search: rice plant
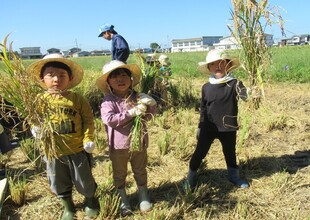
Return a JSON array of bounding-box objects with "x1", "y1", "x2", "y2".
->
[
  {"x1": 8, "y1": 173, "x2": 28, "y2": 206},
  {"x1": 129, "y1": 114, "x2": 144, "y2": 151},
  {"x1": 229, "y1": 0, "x2": 285, "y2": 110},
  {"x1": 19, "y1": 138, "x2": 43, "y2": 172},
  {"x1": 98, "y1": 192, "x2": 120, "y2": 219},
  {"x1": 157, "y1": 131, "x2": 171, "y2": 155},
  {"x1": 228, "y1": 1, "x2": 285, "y2": 148},
  {"x1": 0, "y1": 35, "x2": 72, "y2": 160}
]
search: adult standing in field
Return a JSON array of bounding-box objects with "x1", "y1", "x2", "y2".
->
[
  {"x1": 184, "y1": 49, "x2": 250, "y2": 191},
  {"x1": 98, "y1": 23, "x2": 130, "y2": 63}
]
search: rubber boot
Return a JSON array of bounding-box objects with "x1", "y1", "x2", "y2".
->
[
  {"x1": 137, "y1": 185, "x2": 152, "y2": 212},
  {"x1": 227, "y1": 167, "x2": 249, "y2": 188},
  {"x1": 117, "y1": 188, "x2": 132, "y2": 217},
  {"x1": 84, "y1": 197, "x2": 99, "y2": 218},
  {"x1": 60, "y1": 196, "x2": 75, "y2": 220},
  {"x1": 183, "y1": 168, "x2": 197, "y2": 191}
]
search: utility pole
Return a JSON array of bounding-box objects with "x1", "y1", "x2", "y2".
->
[{"x1": 75, "y1": 38, "x2": 79, "y2": 49}]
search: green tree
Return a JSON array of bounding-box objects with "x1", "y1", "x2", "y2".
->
[{"x1": 150, "y1": 42, "x2": 160, "y2": 52}]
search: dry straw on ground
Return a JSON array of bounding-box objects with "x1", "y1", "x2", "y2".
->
[{"x1": 2, "y1": 81, "x2": 309, "y2": 220}]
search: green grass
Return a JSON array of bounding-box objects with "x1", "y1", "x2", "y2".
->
[{"x1": 2, "y1": 46, "x2": 309, "y2": 84}]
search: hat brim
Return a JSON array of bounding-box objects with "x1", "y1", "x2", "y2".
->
[
  {"x1": 98, "y1": 32, "x2": 104, "y2": 37},
  {"x1": 197, "y1": 58, "x2": 240, "y2": 74},
  {"x1": 27, "y1": 57, "x2": 84, "y2": 89},
  {"x1": 96, "y1": 63, "x2": 141, "y2": 94},
  {"x1": 161, "y1": 61, "x2": 171, "y2": 66}
]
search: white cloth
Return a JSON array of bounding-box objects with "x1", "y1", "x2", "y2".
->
[
  {"x1": 84, "y1": 142, "x2": 95, "y2": 153},
  {"x1": 31, "y1": 126, "x2": 41, "y2": 138},
  {"x1": 138, "y1": 93, "x2": 156, "y2": 106},
  {"x1": 209, "y1": 74, "x2": 235, "y2": 84},
  {"x1": 128, "y1": 103, "x2": 147, "y2": 117}
]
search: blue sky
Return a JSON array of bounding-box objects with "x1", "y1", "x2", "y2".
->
[{"x1": 1, "y1": 0, "x2": 309, "y2": 53}]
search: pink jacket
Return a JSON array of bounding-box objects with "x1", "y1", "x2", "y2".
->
[{"x1": 100, "y1": 92, "x2": 156, "y2": 150}]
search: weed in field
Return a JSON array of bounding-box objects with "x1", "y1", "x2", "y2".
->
[
  {"x1": 157, "y1": 131, "x2": 171, "y2": 156},
  {"x1": 266, "y1": 114, "x2": 289, "y2": 131},
  {"x1": 8, "y1": 173, "x2": 28, "y2": 206},
  {"x1": 19, "y1": 138, "x2": 43, "y2": 172},
  {"x1": 98, "y1": 191, "x2": 120, "y2": 219}
]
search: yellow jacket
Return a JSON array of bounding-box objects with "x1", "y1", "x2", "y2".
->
[{"x1": 39, "y1": 91, "x2": 94, "y2": 156}]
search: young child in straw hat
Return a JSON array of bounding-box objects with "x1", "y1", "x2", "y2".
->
[
  {"x1": 96, "y1": 60, "x2": 156, "y2": 216},
  {"x1": 27, "y1": 54, "x2": 98, "y2": 220},
  {"x1": 184, "y1": 49, "x2": 249, "y2": 191},
  {"x1": 144, "y1": 54, "x2": 172, "y2": 111},
  {"x1": 157, "y1": 54, "x2": 172, "y2": 109}
]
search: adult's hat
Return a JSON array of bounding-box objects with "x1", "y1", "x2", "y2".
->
[{"x1": 98, "y1": 24, "x2": 114, "y2": 37}]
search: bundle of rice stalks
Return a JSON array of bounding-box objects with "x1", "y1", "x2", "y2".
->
[
  {"x1": 135, "y1": 52, "x2": 159, "y2": 95},
  {"x1": 229, "y1": 0, "x2": 285, "y2": 110},
  {"x1": 128, "y1": 53, "x2": 160, "y2": 152},
  {"x1": 0, "y1": 35, "x2": 62, "y2": 160}
]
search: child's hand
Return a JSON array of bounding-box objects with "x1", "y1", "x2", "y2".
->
[
  {"x1": 84, "y1": 142, "x2": 95, "y2": 153},
  {"x1": 138, "y1": 93, "x2": 156, "y2": 106},
  {"x1": 128, "y1": 104, "x2": 147, "y2": 117},
  {"x1": 31, "y1": 126, "x2": 41, "y2": 138},
  {"x1": 0, "y1": 123, "x2": 4, "y2": 134}
]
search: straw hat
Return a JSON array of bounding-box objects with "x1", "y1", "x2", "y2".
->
[
  {"x1": 197, "y1": 49, "x2": 240, "y2": 74},
  {"x1": 27, "y1": 53, "x2": 84, "y2": 89},
  {"x1": 145, "y1": 54, "x2": 158, "y2": 64},
  {"x1": 158, "y1": 54, "x2": 171, "y2": 66},
  {"x1": 96, "y1": 60, "x2": 141, "y2": 94}
]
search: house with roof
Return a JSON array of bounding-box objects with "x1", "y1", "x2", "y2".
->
[
  {"x1": 282, "y1": 34, "x2": 310, "y2": 46},
  {"x1": 213, "y1": 36, "x2": 239, "y2": 50},
  {"x1": 67, "y1": 47, "x2": 81, "y2": 56},
  {"x1": 171, "y1": 36, "x2": 222, "y2": 52},
  {"x1": 47, "y1": 48, "x2": 61, "y2": 54},
  {"x1": 72, "y1": 51, "x2": 90, "y2": 57},
  {"x1": 90, "y1": 50, "x2": 112, "y2": 56},
  {"x1": 19, "y1": 47, "x2": 42, "y2": 59}
]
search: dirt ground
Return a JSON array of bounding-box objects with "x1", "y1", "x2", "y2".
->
[{"x1": 1, "y1": 82, "x2": 309, "y2": 219}]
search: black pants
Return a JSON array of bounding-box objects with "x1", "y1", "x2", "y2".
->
[{"x1": 189, "y1": 130, "x2": 238, "y2": 171}]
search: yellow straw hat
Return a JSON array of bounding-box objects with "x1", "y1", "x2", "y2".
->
[
  {"x1": 96, "y1": 60, "x2": 141, "y2": 94},
  {"x1": 27, "y1": 53, "x2": 84, "y2": 89},
  {"x1": 197, "y1": 49, "x2": 240, "y2": 74}
]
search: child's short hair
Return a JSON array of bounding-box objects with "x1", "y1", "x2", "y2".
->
[
  {"x1": 40, "y1": 61, "x2": 72, "y2": 79},
  {"x1": 108, "y1": 68, "x2": 132, "y2": 79}
]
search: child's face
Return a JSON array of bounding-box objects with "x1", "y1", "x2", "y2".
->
[
  {"x1": 107, "y1": 69, "x2": 132, "y2": 96},
  {"x1": 102, "y1": 31, "x2": 112, "y2": 40},
  {"x1": 42, "y1": 67, "x2": 71, "y2": 91},
  {"x1": 208, "y1": 59, "x2": 231, "y2": 78}
]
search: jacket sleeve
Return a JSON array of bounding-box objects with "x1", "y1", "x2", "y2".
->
[
  {"x1": 100, "y1": 100, "x2": 133, "y2": 128},
  {"x1": 198, "y1": 84, "x2": 207, "y2": 128},
  {"x1": 114, "y1": 36, "x2": 130, "y2": 62}
]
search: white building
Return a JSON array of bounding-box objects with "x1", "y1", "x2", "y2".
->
[
  {"x1": 213, "y1": 34, "x2": 274, "y2": 50},
  {"x1": 171, "y1": 36, "x2": 222, "y2": 52},
  {"x1": 213, "y1": 36, "x2": 239, "y2": 50}
]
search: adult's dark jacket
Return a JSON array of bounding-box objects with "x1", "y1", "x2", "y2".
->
[{"x1": 111, "y1": 34, "x2": 130, "y2": 63}]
